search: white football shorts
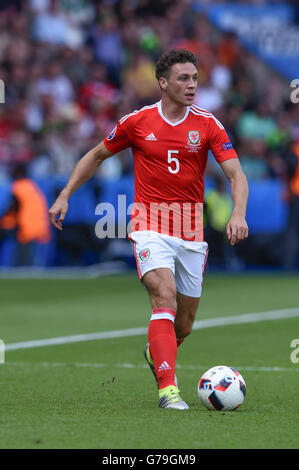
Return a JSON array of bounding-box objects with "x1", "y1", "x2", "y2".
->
[{"x1": 129, "y1": 231, "x2": 209, "y2": 298}]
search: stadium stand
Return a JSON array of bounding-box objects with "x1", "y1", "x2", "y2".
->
[{"x1": 0, "y1": 0, "x2": 298, "y2": 269}]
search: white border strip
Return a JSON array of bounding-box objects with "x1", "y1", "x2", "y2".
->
[
  {"x1": 4, "y1": 307, "x2": 299, "y2": 352},
  {"x1": 0, "y1": 261, "x2": 128, "y2": 279},
  {"x1": 150, "y1": 312, "x2": 175, "y2": 322},
  {"x1": 5, "y1": 361, "x2": 299, "y2": 373}
]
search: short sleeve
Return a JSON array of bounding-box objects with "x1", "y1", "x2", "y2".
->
[
  {"x1": 104, "y1": 118, "x2": 132, "y2": 154},
  {"x1": 208, "y1": 116, "x2": 238, "y2": 163}
]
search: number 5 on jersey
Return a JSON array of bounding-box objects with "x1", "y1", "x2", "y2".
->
[{"x1": 168, "y1": 150, "x2": 180, "y2": 174}]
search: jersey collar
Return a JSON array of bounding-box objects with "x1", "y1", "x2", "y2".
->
[{"x1": 157, "y1": 100, "x2": 190, "y2": 127}]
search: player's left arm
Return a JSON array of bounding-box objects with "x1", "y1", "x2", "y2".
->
[{"x1": 219, "y1": 158, "x2": 249, "y2": 246}]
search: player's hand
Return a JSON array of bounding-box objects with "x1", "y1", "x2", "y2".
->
[
  {"x1": 48, "y1": 196, "x2": 69, "y2": 231},
  {"x1": 226, "y1": 213, "x2": 248, "y2": 246}
]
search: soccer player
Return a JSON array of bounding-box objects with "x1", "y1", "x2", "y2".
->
[{"x1": 49, "y1": 49, "x2": 249, "y2": 410}]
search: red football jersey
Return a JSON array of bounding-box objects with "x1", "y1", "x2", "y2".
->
[{"x1": 104, "y1": 101, "x2": 237, "y2": 241}]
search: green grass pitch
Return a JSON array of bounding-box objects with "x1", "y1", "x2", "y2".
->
[{"x1": 0, "y1": 273, "x2": 298, "y2": 449}]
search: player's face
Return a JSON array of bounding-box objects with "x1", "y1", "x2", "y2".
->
[{"x1": 160, "y1": 62, "x2": 198, "y2": 106}]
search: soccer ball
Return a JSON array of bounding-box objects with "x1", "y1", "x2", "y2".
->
[{"x1": 197, "y1": 365, "x2": 246, "y2": 411}]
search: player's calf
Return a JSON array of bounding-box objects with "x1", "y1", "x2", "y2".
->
[{"x1": 148, "y1": 308, "x2": 177, "y2": 390}]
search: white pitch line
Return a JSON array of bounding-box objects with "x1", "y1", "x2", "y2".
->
[
  {"x1": 4, "y1": 307, "x2": 299, "y2": 352},
  {"x1": 4, "y1": 361, "x2": 299, "y2": 373}
]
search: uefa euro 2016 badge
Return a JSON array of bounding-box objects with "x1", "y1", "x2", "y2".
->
[
  {"x1": 186, "y1": 131, "x2": 201, "y2": 152},
  {"x1": 222, "y1": 142, "x2": 233, "y2": 151},
  {"x1": 138, "y1": 248, "x2": 151, "y2": 263},
  {"x1": 107, "y1": 125, "x2": 117, "y2": 140}
]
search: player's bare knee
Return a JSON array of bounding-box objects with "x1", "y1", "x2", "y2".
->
[
  {"x1": 175, "y1": 323, "x2": 192, "y2": 339},
  {"x1": 175, "y1": 312, "x2": 195, "y2": 338}
]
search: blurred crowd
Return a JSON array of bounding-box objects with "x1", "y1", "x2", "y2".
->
[
  {"x1": 0, "y1": 0, "x2": 298, "y2": 268},
  {"x1": 0, "y1": 0, "x2": 298, "y2": 180}
]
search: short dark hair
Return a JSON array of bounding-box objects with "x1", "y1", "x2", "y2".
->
[{"x1": 155, "y1": 49, "x2": 198, "y2": 81}]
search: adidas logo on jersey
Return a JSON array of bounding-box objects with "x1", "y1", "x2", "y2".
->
[
  {"x1": 158, "y1": 361, "x2": 172, "y2": 372},
  {"x1": 145, "y1": 132, "x2": 157, "y2": 141}
]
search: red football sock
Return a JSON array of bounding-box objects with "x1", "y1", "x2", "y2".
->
[
  {"x1": 148, "y1": 307, "x2": 177, "y2": 390},
  {"x1": 177, "y1": 337, "x2": 185, "y2": 348}
]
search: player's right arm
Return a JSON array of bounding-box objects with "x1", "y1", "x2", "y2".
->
[{"x1": 49, "y1": 141, "x2": 113, "y2": 230}]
